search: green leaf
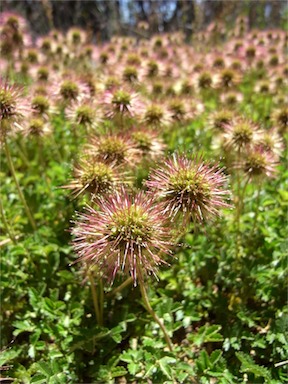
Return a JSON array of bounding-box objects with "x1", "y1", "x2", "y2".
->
[
  {"x1": 210, "y1": 350, "x2": 223, "y2": 366},
  {"x1": 13, "y1": 320, "x2": 36, "y2": 336},
  {"x1": 158, "y1": 356, "x2": 176, "y2": 379},
  {"x1": 236, "y1": 352, "x2": 272, "y2": 381},
  {"x1": 35, "y1": 362, "x2": 54, "y2": 378},
  {"x1": 110, "y1": 367, "x2": 127, "y2": 378},
  {"x1": 0, "y1": 348, "x2": 22, "y2": 366},
  {"x1": 31, "y1": 374, "x2": 47, "y2": 384},
  {"x1": 127, "y1": 362, "x2": 139, "y2": 376},
  {"x1": 143, "y1": 363, "x2": 157, "y2": 378},
  {"x1": 190, "y1": 324, "x2": 223, "y2": 347}
]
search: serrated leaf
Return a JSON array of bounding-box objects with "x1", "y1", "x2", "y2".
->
[
  {"x1": 191, "y1": 324, "x2": 223, "y2": 347},
  {"x1": 13, "y1": 320, "x2": 36, "y2": 336},
  {"x1": 30, "y1": 374, "x2": 47, "y2": 384},
  {"x1": 210, "y1": 350, "x2": 223, "y2": 366},
  {"x1": 159, "y1": 357, "x2": 174, "y2": 379},
  {"x1": 0, "y1": 348, "x2": 22, "y2": 366},
  {"x1": 143, "y1": 363, "x2": 157, "y2": 378},
  {"x1": 120, "y1": 353, "x2": 133, "y2": 363},
  {"x1": 35, "y1": 362, "x2": 53, "y2": 377},
  {"x1": 236, "y1": 352, "x2": 271, "y2": 380},
  {"x1": 127, "y1": 362, "x2": 139, "y2": 376},
  {"x1": 110, "y1": 367, "x2": 128, "y2": 378}
]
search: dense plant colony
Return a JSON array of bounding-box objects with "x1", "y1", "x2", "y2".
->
[{"x1": 1, "y1": 12, "x2": 287, "y2": 384}]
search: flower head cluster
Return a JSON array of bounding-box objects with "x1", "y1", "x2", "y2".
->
[
  {"x1": 86, "y1": 133, "x2": 139, "y2": 166},
  {"x1": 72, "y1": 187, "x2": 172, "y2": 285},
  {"x1": 102, "y1": 88, "x2": 143, "y2": 118},
  {"x1": 146, "y1": 154, "x2": 230, "y2": 223},
  {"x1": 23, "y1": 117, "x2": 51, "y2": 137},
  {"x1": 242, "y1": 148, "x2": 277, "y2": 179},
  {"x1": 0, "y1": 79, "x2": 30, "y2": 140},
  {"x1": 143, "y1": 104, "x2": 171, "y2": 128},
  {"x1": 63, "y1": 157, "x2": 123, "y2": 198},
  {"x1": 223, "y1": 118, "x2": 259, "y2": 152},
  {"x1": 210, "y1": 109, "x2": 234, "y2": 132},
  {"x1": 66, "y1": 99, "x2": 99, "y2": 130},
  {"x1": 131, "y1": 128, "x2": 165, "y2": 159}
]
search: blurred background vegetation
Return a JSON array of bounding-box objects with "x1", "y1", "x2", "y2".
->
[{"x1": 1, "y1": 0, "x2": 287, "y2": 40}]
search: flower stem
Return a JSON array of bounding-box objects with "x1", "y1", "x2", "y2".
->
[
  {"x1": 251, "y1": 183, "x2": 261, "y2": 235},
  {"x1": 0, "y1": 197, "x2": 17, "y2": 244},
  {"x1": 4, "y1": 138, "x2": 36, "y2": 230},
  {"x1": 234, "y1": 169, "x2": 250, "y2": 258},
  {"x1": 88, "y1": 271, "x2": 102, "y2": 326},
  {"x1": 107, "y1": 277, "x2": 133, "y2": 297},
  {"x1": 99, "y1": 277, "x2": 104, "y2": 325},
  {"x1": 139, "y1": 281, "x2": 173, "y2": 352},
  {"x1": 16, "y1": 141, "x2": 30, "y2": 168},
  {"x1": 234, "y1": 162, "x2": 241, "y2": 258}
]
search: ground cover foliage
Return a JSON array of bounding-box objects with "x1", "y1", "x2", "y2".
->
[{"x1": 0, "y1": 12, "x2": 287, "y2": 384}]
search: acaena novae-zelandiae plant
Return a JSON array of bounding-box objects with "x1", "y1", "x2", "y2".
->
[
  {"x1": 0, "y1": 78, "x2": 36, "y2": 231},
  {"x1": 62, "y1": 156, "x2": 127, "y2": 199},
  {"x1": 146, "y1": 154, "x2": 231, "y2": 225},
  {"x1": 71, "y1": 186, "x2": 174, "y2": 350},
  {"x1": 71, "y1": 155, "x2": 231, "y2": 351}
]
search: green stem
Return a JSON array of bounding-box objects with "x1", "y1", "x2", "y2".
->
[
  {"x1": 239, "y1": 176, "x2": 250, "y2": 214},
  {"x1": 234, "y1": 173, "x2": 250, "y2": 260},
  {"x1": 99, "y1": 277, "x2": 104, "y2": 325},
  {"x1": 16, "y1": 141, "x2": 30, "y2": 168},
  {"x1": 0, "y1": 198, "x2": 17, "y2": 244},
  {"x1": 139, "y1": 281, "x2": 173, "y2": 352},
  {"x1": 107, "y1": 277, "x2": 133, "y2": 297},
  {"x1": 234, "y1": 151, "x2": 241, "y2": 258},
  {"x1": 4, "y1": 138, "x2": 36, "y2": 230},
  {"x1": 37, "y1": 137, "x2": 51, "y2": 192},
  {"x1": 88, "y1": 272, "x2": 102, "y2": 326},
  {"x1": 49, "y1": 134, "x2": 63, "y2": 163},
  {"x1": 251, "y1": 183, "x2": 261, "y2": 235}
]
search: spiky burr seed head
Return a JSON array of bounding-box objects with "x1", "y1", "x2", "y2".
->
[
  {"x1": 216, "y1": 69, "x2": 241, "y2": 89},
  {"x1": 63, "y1": 158, "x2": 123, "y2": 199},
  {"x1": 210, "y1": 110, "x2": 234, "y2": 132},
  {"x1": 168, "y1": 99, "x2": 187, "y2": 122},
  {"x1": 72, "y1": 187, "x2": 173, "y2": 285},
  {"x1": 54, "y1": 78, "x2": 89, "y2": 106},
  {"x1": 23, "y1": 117, "x2": 51, "y2": 137},
  {"x1": 102, "y1": 89, "x2": 143, "y2": 118},
  {"x1": 146, "y1": 154, "x2": 230, "y2": 224},
  {"x1": 31, "y1": 95, "x2": 50, "y2": 117},
  {"x1": 255, "y1": 129, "x2": 284, "y2": 157},
  {"x1": 242, "y1": 148, "x2": 277, "y2": 179},
  {"x1": 272, "y1": 106, "x2": 288, "y2": 134},
  {"x1": 143, "y1": 104, "x2": 171, "y2": 128},
  {"x1": 66, "y1": 100, "x2": 98, "y2": 129},
  {"x1": 197, "y1": 72, "x2": 213, "y2": 89},
  {"x1": 131, "y1": 129, "x2": 165, "y2": 159},
  {"x1": 223, "y1": 118, "x2": 259, "y2": 152},
  {"x1": 122, "y1": 66, "x2": 138, "y2": 83},
  {"x1": 0, "y1": 79, "x2": 30, "y2": 140},
  {"x1": 60, "y1": 80, "x2": 79, "y2": 102}
]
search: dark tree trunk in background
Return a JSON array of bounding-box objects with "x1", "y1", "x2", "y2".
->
[
  {"x1": 181, "y1": 0, "x2": 195, "y2": 39},
  {"x1": 0, "y1": 0, "x2": 286, "y2": 39},
  {"x1": 203, "y1": 0, "x2": 224, "y2": 25},
  {"x1": 269, "y1": 0, "x2": 281, "y2": 27}
]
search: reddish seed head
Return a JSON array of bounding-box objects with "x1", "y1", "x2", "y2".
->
[
  {"x1": 72, "y1": 187, "x2": 173, "y2": 285},
  {"x1": 86, "y1": 133, "x2": 140, "y2": 167},
  {"x1": 102, "y1": 88, "x2": 143, "y2": 118},
  {"x1": 0, "y1": 79, "x2": 30, "y2": 139},
  {"x1": 223, "y1": 118, "x2": 259, "y2": 152},
  {"x1": 146, "y1": 154, "x2": 231, "y2": 223},
  {"x1": 242, "y1": 147, "x2": 278, "y2": 179},
  {"x1": 63, "y1": 157, "x2": 125, "y2": 199}
]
